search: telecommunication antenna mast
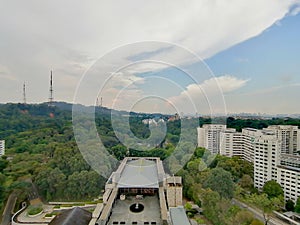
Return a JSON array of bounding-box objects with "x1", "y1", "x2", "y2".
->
[
  {"x1": 96, "y1": 96, "x2": 103, "y2": 107},
  {"x1": 48, "y1": 70, "x2": 54, "y2": 106},
  {"x1": 23, "y1": 82, "x2": 26, "y2": 104}
]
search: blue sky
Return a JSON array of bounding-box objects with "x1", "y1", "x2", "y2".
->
[
  {"x1": 130, "y1": 13, "x2": 300, "y2": 114},
  {"x1": 202, "y1": 13, "x2": 300, "y2": 114},
  {"x1": 206, "y1": 13, "x2": 300, "y2": 92},
  {"x1": 1, "y1": 1, "x2": 300, "y2": 114}
]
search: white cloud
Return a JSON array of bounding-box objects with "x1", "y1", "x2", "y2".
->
[
  {"x1": 168, "y1": 75, "x2": 250, "y2": 114},
  {"x1": 174, "y1": 75, "x2": 249, "y2": 99},
  {"x1": 290, "y1": 5, "x2": 300, "y2": 15},
  {"x1": 0, "y1": 0, "x2": 299, "y2": 109},
  {"x1": 107, "y1": 72, "x2": 145, "y2": 87},
  {"x1": 201, "y1": 75, "x2": 250, "y2": 94}
]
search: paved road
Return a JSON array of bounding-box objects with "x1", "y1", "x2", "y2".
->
[
  {"x1": 1, "y1": 192, "x2": 17, "y2": 225},
  {"x1": 232, "y1": 199, "x2": 289, "y2": 225}
]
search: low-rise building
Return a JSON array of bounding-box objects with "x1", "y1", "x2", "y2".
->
[{"x1": 97, "y1": 157, "x2": 188, "y2": 225}]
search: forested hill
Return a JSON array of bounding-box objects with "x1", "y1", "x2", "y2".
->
[
  {"x1": 0, "y1": 102, "x2": 300, "y2": 217},
  {"x1": 0, "y1": 103, "x2": 71, "y2": 139},
  {"x1": 0, "y1": 102, "x2": 182, "y2": 212},
  {"x1": 0, "y1": 102, "x2": 172, "y2": 138}
]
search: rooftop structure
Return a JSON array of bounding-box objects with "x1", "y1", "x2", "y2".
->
[
  {"x1": 169, "y1": 206, "x2": 190, "y2": 225},
  {"x1": 97, "y1": 157, "x2": 187, "y2": 225},
  {"x1": 49, "y1": 207, "x2": 92, "y2": 225},
  {"x1": 117, "y1": 158, "x2": 159, "y2": 189}
]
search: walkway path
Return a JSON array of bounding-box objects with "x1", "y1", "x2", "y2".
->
[
  {"x1": 232, "y1": 198, "x2": 289, "y2": 225},
  {"x1": 1, "y1": 192, "x2": 17, "y2": 225}
]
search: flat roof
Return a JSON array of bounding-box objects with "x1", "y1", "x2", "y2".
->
[
  {"x1": 117, "y1": 158, "x2": 159, "y2": 188},
  {"x1": 169, "y1": 206, "x2": 190, "y2": 225}
]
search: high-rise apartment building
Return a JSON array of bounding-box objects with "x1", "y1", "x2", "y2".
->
[
  {"x1": 277, "y1": 154, "x2": 300, "y2": 202},
  {"x1": 197, "y1": 124, "x2": 227, "y2": 154},
  {"x1": 253, "y1": 130, "x2": 281, "y2": 189},
  {"x1": 0, "y1": 140, "x2": 5, "y2": 156},
  {"x1": 263, "y1": 125, "x2": 300, "y2": 154},
  {"x1": 219, "y1": 128, "x2": 243, "y2": 158},
  {"x1": 197, "y1": 124, "x2": 300, "y2": 202},
  {"x1": 241, "y1": 128, "x2": 263, "y2": 163},
  {"x1": 198, "y1": 125, "x2": 262, "y2": 162}
]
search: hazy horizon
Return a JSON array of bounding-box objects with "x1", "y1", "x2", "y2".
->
[{"x1": 1, "y1": 1, "x2": 300, "y2": 115}]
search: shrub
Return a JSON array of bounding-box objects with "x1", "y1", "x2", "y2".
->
[{"x1": 27, "y1": 205, "x2": 43, "y2": 215}]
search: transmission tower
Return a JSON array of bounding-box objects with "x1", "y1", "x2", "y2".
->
[
  {"x1": 48, "y1": 70, "x2": 54, "y2": 106},
  {"x1": 23, "y1": 82, "x2": 26, "y2": 104},
  {"x1": 96, "y1": 96, "x2": 103, "y2": 107}
]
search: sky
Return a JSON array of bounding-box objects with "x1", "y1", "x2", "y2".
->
[{"x1": 1, "y1": 0, "x2": 300, "y2": 115}]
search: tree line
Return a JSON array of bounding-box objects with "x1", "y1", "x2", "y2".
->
[{"x1": 1, "y1": 103, "x2": 300, "y2": 224}]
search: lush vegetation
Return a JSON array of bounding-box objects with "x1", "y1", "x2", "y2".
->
[
  {"x1": 27, "y1": 205, "x2": 43, "y2": 216},
  {"x1": 177, "y1": 149, "x2": 261, "y2": 225},
  {"x1": 0, "y1": 103, "x2": 193, "y2": 210},
  {"x1": 0, "y1": 103, "x2": 106, "y2": 211},
  {"x1": 295, "y1": 197, "x2": 300, "y2": 213},
  {"x1": 1, "y1": 103, "x2": 300, "y2": 224}
]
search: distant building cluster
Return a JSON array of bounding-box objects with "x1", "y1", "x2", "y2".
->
[
  {"x1": 0, "y1": 140, "x2": 5, "y2": 156},
  {"x1": 198, "y1": 124, "x2": 300, "y2": 202},
  {"x1": 142, "y1": 118, "x2": 165, "y2": 125},
  {"x1": 167, "y1": 113, "x2": 180, "y2": 122}
]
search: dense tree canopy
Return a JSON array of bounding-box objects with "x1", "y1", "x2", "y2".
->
[
  {"x1": 203, "y1": 167, "x2": 235, "y2": 199},
  {"x1": 285, "y1": 199, "x2": 295, "y2": 212},
  {"x1": 246, "y1": 193, "x2": 283, "y2": 225},
  {"x1": 1, "y1": 103, "x2": 299, "y2": 223},
  {"x1": 295, "y1": 197, "x2": 300, "y2": 213},
  {"x1": 262, "y1": 180, "x2": 284, "y2": 199}
]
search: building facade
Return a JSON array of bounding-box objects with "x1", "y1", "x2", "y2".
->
[
  {"x1": 197, "y1": 124, "x2": 227, "y2": 154},
  {"x1": 197, "y1": 124, "x2": 300, "y2": 202},
  {"x1": 253, "y1": 130, "x2": 281, "y2": 189},
  {"x1": 219, "y1": 128, "x2": 243, "y2": 158},
  {"x1": 277, "y1": 154, "x2": 300, "y2": 202},
  {"x1": 264, "y1": 125, "x2": 300, "y2": 154}
]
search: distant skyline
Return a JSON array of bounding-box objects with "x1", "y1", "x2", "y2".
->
[{"x1": 1, "y1": 1, "x2": 300, "y2": 114}]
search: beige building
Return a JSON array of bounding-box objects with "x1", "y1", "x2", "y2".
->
[{"x1": 166, "y1": 176, "x2": 182, "y2": 207}]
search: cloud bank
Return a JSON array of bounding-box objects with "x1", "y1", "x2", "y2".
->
[{"x1": 0, "y1": 0, "x2": 299, "y2": 113}]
